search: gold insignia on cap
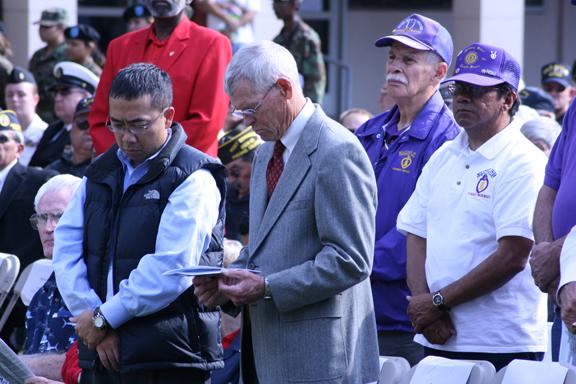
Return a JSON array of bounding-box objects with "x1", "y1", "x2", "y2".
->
[
  {"x1": 465, "y1": 51, "x2": 478, "y2": 65},
  {"x1": 55, "y1": 67, "x2": 63, "y2": 78},
  {"x1": 0, "y1": 114, "x2": 10, "y2": 127},
  {"x1": 18, "y1": 72, "x2": 24, "y2": 81}
]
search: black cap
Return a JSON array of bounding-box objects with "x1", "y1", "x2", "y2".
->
[
  {"x1": 7, "y1": 67, "x2": 36, "y2": 85},
  {"x1": 123, "y1": 4, "x2": 152, "y2": 20},
  {"x1": 64, "y1": 24, "x2": 101, "y2": 44},
  {"x1": 541, "y1": 62, "x2": 573, "y2": 88},
  {"x1": 519, "y1": 87, "x2": 555, "y2": 114},
  {"x1": 74, "y1": 96, "x2": 94, "y2": 116}
]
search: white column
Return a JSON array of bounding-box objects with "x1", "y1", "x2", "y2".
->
[
  {"x1": 3, "y1": 0, "x2": 77, "y2": 68},
  {"x1": 453, "y1": 0, "x2": 524, "y2": 72}
]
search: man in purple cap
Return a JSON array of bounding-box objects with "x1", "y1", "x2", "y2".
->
[
  {"x1": 397, "y1": 42, "x2": 548, "y2": 370},
  {"x1": 355, "y1": 13, "x2": 459, "y2": 365}
]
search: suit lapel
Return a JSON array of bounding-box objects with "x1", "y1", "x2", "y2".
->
[
  {"x1": 0, "y1": 163, "x2": 26, "y2": 219},
  {"x1": 250, "y1": 107, "x2": 324, "y2": 255}
]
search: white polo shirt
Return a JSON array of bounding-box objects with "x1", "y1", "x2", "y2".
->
[{"x1": 397, "y1": 119, "x2": 548, "y2": 353}]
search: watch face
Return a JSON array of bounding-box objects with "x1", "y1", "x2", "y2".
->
[
  {"x1": 94, "y1": 316, "x2": 104, "y2": 328},
  {"x1": 433, "y1": 293, "x2": 443, "y2": 306}
]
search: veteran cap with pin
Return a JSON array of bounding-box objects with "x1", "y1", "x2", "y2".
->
[
  {"x1": 0, "y1": 110, "x2": 22, "y2": 133},
  {"x1": 218, "y1": 125, "x2": 263, "y2": 165}
]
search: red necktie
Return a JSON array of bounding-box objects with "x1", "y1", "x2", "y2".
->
[{"x1": 266, "y1": 141, "x2": 285, "y2": 198}]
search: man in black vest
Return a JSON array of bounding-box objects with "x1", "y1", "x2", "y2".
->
[{"x1": 53, "y1": 63, "x2": 226, "y2": 383}]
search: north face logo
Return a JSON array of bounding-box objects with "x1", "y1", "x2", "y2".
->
[{"x1": 144, "y1": 189, "x2": 160, "y2": 200}]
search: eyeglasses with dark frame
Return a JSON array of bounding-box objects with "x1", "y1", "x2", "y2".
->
[
  {"x1": 0, "y1": 134, "x2": 13, "y2": 144},
  {"x1": 231, "y1": 84, "x2": 277, "y2": 119},
  {"x1": 30, "y1": 212, "x2": 64, "y2": 230},
  {"x1": 447, "y1": 82, "x2": 505, "y2": 99},
  {"x1": 106, "y1": 107, "x2": 168, "y2": 135}
]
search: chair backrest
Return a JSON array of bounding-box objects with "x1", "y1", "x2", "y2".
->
[
  {"x1": 379, "y1": 355, "x2": 411, "y2": 384},
  {"x1": 17, "y1": 258, "x2": 53, "y2": 306},
  {"x1": 0, "y1": 253, "x2": 20, "y2": 309},
  {"x1": 0, "y1": 258, "x2": 53, "y2": 333},
  {"x1": 399, "y1": 356, "x2": 496, "y2": 384},
  {"x1": 492, "y1": 360, "x2": 576, "y2": 384}
]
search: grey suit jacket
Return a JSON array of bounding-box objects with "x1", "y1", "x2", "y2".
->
[{"x1": 232, "y1": 106, "x2": 379, "y2": 383}]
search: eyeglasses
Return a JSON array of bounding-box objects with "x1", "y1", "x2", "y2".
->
[
  {"x1": 0, "y1": 134, "x2": 13, "y2": 144},
  {"x1": 74, "y1": 120, "x2": 90, "y2": 131},
  {"x1": 30, "y1": 212, "x2": 63, "y2": 230},
  {"x1": 106, "y1": 108, "x2": 168, "y2": 135},
  {"x1": 231, "y1": 84, "x2": 276, "y2": 119},
  {"x1": 447, "y1": 83, "x2": 502, "y2": 99}
]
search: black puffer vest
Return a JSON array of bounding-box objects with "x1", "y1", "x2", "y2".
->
[{"x1": 78, "y1": 123, "x2": 226, "y2": 373}]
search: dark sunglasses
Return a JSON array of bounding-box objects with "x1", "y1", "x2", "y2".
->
[
  {"x1": 447, "y1": 83, "x2": 502, "y2": 99},
  {"x1": 0, "y1": 134, "x2": 12, "y2": 144},
  {"x1": 75, "y1": 120, "x2": 90, "y2": 131}
]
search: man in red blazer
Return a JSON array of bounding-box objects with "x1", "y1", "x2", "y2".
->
[{"x1": 89, "y1": 0, "x2": 231, "y2": 157}]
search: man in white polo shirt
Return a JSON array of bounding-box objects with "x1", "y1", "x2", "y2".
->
[{"x1": 397, "y1": 42, "x2": 548, "y2": 370}]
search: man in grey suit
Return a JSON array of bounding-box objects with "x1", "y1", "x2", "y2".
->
[{"x1": 195, "y1": 40, "x2": 380, "y2": 383}]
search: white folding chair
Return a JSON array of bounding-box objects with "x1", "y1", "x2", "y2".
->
[
  {"x1": 379, "y1": 355, "x2": 411, "y2": 384},
  {"x1": 0, "y1": 258, "x2": 53, "y2": 333},
  {"x1": 399, "y1": 356, "x2": 496, "y2": 384},
  {"x1": 0, "y1": 253, "x2": 19, "y2": 309},
  {"x1": 492, "y1": 359, "x2": 576, "y2": 384}
]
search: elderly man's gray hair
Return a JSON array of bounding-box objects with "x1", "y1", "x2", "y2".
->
[
  {"x1": 34, "y1": 174, "x2": 82, "y2": 212},
  {"x1": 521, "y1": 116, "x2": 561, "y2": 149},
  {"x1": 224, "y1": 41, "x2": 301, "y2": 95}
]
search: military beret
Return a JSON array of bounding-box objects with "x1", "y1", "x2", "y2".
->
[
  {"x1": 218, "y1": 125, "x2": 262, "y2": 165},
  {"x1": 52, "y1": 61, "x2": 100, "y2": 94},
  {"x1": 65, "y1": 24, "x2": 101, "y2": 44},
  {"x1": 0, "y1": 110, "x2": 22, "y2": 133},
  {"x1": 7, "y1": 67, "x2": 36, "y2": 85},
  {"x1": 123, "y1": 4, "x2": 152, "y2": 20}
]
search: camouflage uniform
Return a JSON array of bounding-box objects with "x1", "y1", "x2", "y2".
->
[
  {"x1": 81, "y1": 57, "x2": 102, "y2": 77},
  {"x1": 274, "y1": 20, "x2": 326, "y2": 104},
  {"x1": 28, "y1": 42, "x2": 67, "y2": 123}
]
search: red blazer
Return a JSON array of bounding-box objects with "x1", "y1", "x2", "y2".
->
[{"x1": 89, "y1": 18, "x2": 231, "y2": 156}]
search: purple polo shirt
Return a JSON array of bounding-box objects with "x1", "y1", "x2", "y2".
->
[
  {"x1": 356, "y1": 91, "x2": 460, "y2": 332},
  {"x1": 545, "y1": 99, "x2": 576, "y2": 239}
]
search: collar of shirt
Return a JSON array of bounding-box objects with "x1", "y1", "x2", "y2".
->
[
  {"x1": 356, "y1": 90, "x2": 448, "y2": 142},
  {"x1": 116, "y1": 129, "x2": 172, "y2": 192},
  {"x1": 280, "y1": 98, "x2": 314, "y2": 164},
  {"x1": 446, "y1": 117, "x2": 522, "y2": 160},
  {"x1": 146, "y1": 16, "x2": 190, "y2": 46},
  {"x1": 0, "y1": 159, "x2": 18, "y2": 192}
]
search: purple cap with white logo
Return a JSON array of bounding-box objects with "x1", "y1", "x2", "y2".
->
[
  {"x1": 444, "y1": 43, "x2": 521, "y2": 90},
  {"x1": 374, "y1": 13, "x2": 453, "y2": 64}
]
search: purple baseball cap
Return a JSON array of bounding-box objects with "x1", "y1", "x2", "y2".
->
[
  {"x1": 444, "y1": 43, "x2": 521, "y2": 90},
  {"x1": 374, "y1": 13, "x2": 453, "y2": 64}
]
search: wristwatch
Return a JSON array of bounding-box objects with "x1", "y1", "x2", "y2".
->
[
  {"x1": 264, "y1": 277, "x2": 273, "y2": 299},
  {"x1": 432, "y1": 291, "x2": 450, "y2": 311},
  {"x1": 92, "y1": 307, "x2": 109, "y2": 330}
]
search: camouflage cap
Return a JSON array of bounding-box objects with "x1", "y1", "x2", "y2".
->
[{"x1": 34, "y1": 8, "x2": 68, "y2": 27}]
